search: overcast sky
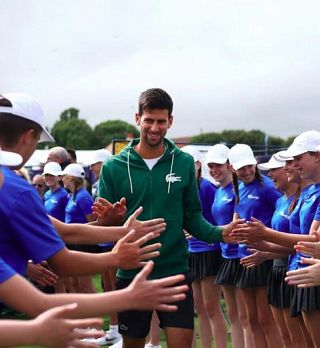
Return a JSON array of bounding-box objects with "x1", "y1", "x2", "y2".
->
[{"x1": 1, "y1": 0, "x2": 319, "y2": 140}]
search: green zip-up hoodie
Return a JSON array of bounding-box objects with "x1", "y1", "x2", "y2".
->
[{"x1": 99, "y1": 138, "x2": 223, "y2": 279}]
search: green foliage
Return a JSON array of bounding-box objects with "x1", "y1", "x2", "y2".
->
[
  {"x1": 94, "y1": 120, "x2": 139, "y2": 148},
  {"x1": 51, "y1": 108, "x2": 94, "y2": 149}
]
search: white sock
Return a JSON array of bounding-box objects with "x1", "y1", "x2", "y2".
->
[{"x1": 109, "y1": 325, "x2": 119, "y2": 336}]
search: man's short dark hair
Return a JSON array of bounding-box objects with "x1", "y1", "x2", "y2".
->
[
  {"x1": 138, "y1": 88, "x2": 173, "y2": 117},
  {"x1": 0, "y1": 113, "x2": 42, "y2": 147}
]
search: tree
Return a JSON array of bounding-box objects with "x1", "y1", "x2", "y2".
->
[
  {"x1": 51, "y1": 108, "x2": 94, "y2": 149},
  {"x1": 93, "y1": 120, "x2": 139, "y2": 148}
]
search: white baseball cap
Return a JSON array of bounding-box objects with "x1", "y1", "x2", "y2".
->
[
  {"x1": 206, "y1": 144, "x2": 229, "y2": 165},
  {"x1": 42, "y1": 162, "x2": 62, "y2": 176},
  {"x1": 257, "y1": 152, "x2": 286, "y2": 171},
  {"x1": 0, "y1": 93, "x2": 54, "y2": 143},
  {"x1": 228, "y1": 144, "x2": 257, "y2": 170},
  {"x1": 180, "y1": 145, "x2": 201, "y2": 162},
  {"x1": 61, "y1": 163, "x2": 85, "y2": 178},
  {"x1": 0, "y1": 147, "x2": 22, "y2": 166},
  {"x1": 279, "y1": 130, "x2": 320, "y2": 159},
  {"x1": 273, "y1": 150, "x2": 293, "y2": 162},
  {"x1": 88, "y1": 149, "x2": 112, "y2": 166}
]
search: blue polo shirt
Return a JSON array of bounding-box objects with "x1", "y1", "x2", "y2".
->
[
  {"x1": 296, "y1": 184, "x2": 320, "y2": 269},
  {"x1": 65, "y1": 187, "x2": 94, "y2": 224},
  {"x1": 187, "y1": 178, "x2": 219, "y2": 252},
  {"x1": 235, "y1": 175, "x2": 281, "y2": 257},
  {"x1": 0, "y1": 167, "x2": 65, "y2": 276},
  {"x1": 44, "y1": 187, "x2": 68, "y2": 221},
  {"x1": 211, "y1": 182, "x2": 239, "y2": 259},
  {"x1": 0, "y1": 258, "x2": 15, "y2": 284}
]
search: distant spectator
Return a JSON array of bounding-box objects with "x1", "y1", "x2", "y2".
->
[
  {"x1": 32, "y1": 174, "x2": 47, "y2": 199},
  {"x1": 47, "y1": 146, "x2": 70, "y2": 169},
  {"x1": 67, "y1": 148, "x2": 77, "y2": 163}
]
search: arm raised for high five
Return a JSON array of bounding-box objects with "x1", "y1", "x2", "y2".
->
[
  {"x1": 231, "y1": 217, "x2": 317, "y2": 248},
  {"x1": 0, "y1": 303, "x2": 103, "y2": 348},
  {"x1": 50, "y1": 206, "x2": 166, "y2": 244},
  {"x1": 47, "y1": 230, "x2": 161, "y2": 277},
  {"x1": 1, "y1": 261, "x2": 188, "y2": 318}
]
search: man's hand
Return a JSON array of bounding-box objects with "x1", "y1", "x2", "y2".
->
[
  {"x1": 294, "y1": 231, "x2": 320, "y2": 258},
  {"x1": 92, "y1": 197, "x2": 127, "y2": 226},
  {"x1": 112, "y1": 230, "x2": 161, "y2": 269},
  {"x1": 230, "y1": 217, "x2": 266, "y2": 243},
  {"x1": 124, "y1": 207, "x2": 166, "y2": 240},
  {"x1": 285, "y1": 258, "x2": 320, "y2": 288},
  {"x1": 240, "y1": 249, "x2": 269, "y2": 268},
  {"x1": 34, "y1": 303, "x2": 103, "y2": 347},
  {"x1": 221, "y1": 219, "x2": 245, "y2": 243},
  {"x1": 127, "y1": 261, "x2": 188, "y2": 311},
  {"x1": 26, "y1": 262, "x2": 58, "y2": 287}
]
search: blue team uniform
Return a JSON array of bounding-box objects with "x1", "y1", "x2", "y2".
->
[
  {"x1": 187, "y1": 178, "x2": 219, "y2": 252},
  {"x1": 296, "y1": 184, "x2": 320, "y2": 269},
  {"x1": 44, "y1": 187, "x2": 68, "y2": 221},
  {"x1": 211, "y1": 182, "x2": 239, "y2": 259},
  {"x1": 0, "y1": 258, "x2": 16, "y2": 284},
  {"x1": 65, "y1": 187, "x2": 94, "y2": 224},
  {"x1": 0, "y1": 167, "x2": 65, "y2": 276},
  {"x1": 235, "y1": 175, "x2": 281, "y2": 257}
]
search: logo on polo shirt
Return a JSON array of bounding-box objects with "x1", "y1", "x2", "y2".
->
[{"x1": 248, "y1": 194, "x2": 259, "y2": 200}]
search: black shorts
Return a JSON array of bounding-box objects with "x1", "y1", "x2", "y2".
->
[
  {"x1": 115, "y1": 273, "x2": 194, "y2": 339},
  {"x1": 189, "y1": 250, "x2": 222, "y2": 281}
]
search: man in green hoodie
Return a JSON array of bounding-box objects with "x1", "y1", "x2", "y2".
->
[{"x1": 99, "y1": 88, "x2": 241, "y2": 348}]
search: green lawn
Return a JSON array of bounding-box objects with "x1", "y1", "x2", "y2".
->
[{"x1": 1, "y1": 274, "x2": 232, "y2": 347}]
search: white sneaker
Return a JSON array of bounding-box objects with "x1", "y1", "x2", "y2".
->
[
  {"x1": 93, "y1": 332, "x2": 122, "y2": 346},
  {"x1": 145, "y1": 344, "x2": 162, "y2": 348},
  {"x1": 79, "y1": 328, "x2": 105, "y2": 343},
  {"x1": 109, "y1": 338, "x2": 123, "y2": 348}
]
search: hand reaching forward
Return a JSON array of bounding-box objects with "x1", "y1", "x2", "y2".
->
[
  {"x1": 127, "y1": 261, "x2": 188, "y2": 311},
  {"x1": 112, "y1": 230, "x2": 161, "y2": 269},
  {"x1": 240, "y1": 249, "x2": 269, "y2": 268},
  {"x1": 285, "y1": 257, "x2": 320, "y2": 288},
  {"x1": 221, "y1": 218, "x2": 246, "y2": 244},
  {"x1": 124, "y1": 206, "x2": 166, "y2": 240},
  {"x1": 33, "y1": 303, "x2": 103, "y2": 347},
  {"x1": 230, "y1": 217, "x2": 266, "y2": 243},
  {"x1": 92, "y1": 197, "x2": 127, "y2": 226},
  {"x1": 294, "y1": 231, "x2": 320, "y2": 258}
]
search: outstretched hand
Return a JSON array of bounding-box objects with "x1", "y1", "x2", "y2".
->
[
  {"x1": 221, "y1": 218, "x2": 246, "y2": 244},
  {"x1": 285, "y1": 257, "x2": 320, "y2": 288},
  {"x1": 92, "y1": 197, "x2": 127, "y2": 226},
  {"x1": 112, "y1": 230, "x2": 161, "y2": 269},
  {"x1": 128, "y1": 261, "x2": 188, "y2": 311},
  {"x1": 124, "y1": 206, "x2": 166, "y2": 240},
  {"x1": 33, "y1": 303, "x2": 103, "y2": 347},
  {"x1": 26, "y1": 262, "x2": 58, "y2": 287},
  {"x1": 240, "y1": 249, "x2": 268, "y2": 268},
  {"x1": 294, "y1": 231, "x2": 320, "y2": 258},
  {"x1": 230, "y1": 217, "x2": 266, "y2": 243}
]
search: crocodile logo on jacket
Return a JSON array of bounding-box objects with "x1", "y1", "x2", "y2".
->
[{"x1": 165, "y1": 173, "x2": 181, "y2": 183}]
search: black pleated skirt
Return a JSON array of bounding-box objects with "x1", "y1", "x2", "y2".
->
[
  {"x1": 235, "y1": 260, "x2": 273, "y2": 288},
  {"x1": 189, "y1": 250, "x2": 222, "y2": 281},
  {"x1": 267, "y1": 265, "x2": 292, "y2": 308},
  {"x1": 215, "y1": 258, "x2": 241, "y2": 286},
  {"x1": 290, "y1": 285, "x2": 320, "y2": 317}
]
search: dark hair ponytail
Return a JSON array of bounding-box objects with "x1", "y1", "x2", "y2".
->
[{"x1": 232, "y1": 172, "x2": 240, "y2": 205}]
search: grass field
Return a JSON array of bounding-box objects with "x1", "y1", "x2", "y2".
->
[{"x1": 2, "y1": 274, "x2": 232, "y2": 348}]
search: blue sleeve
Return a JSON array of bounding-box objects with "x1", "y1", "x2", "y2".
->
[
  {"x1": 0, "y1": 258, "x2": 15, "y2": 284},
  {"x1": 77, "y1": 192, "x2": 94, "y2": 217},
  {"x1": 9, "y1": 190, "x2": 65, "y2": 264},
  {"x1": 315, "y1": 201, "x2": 320, "y2": 221},
  {"x1": 200, "y1": 179, "x2": 216, "y2": 224},
  {"x1": 264, "y1": 185, "x2": 281, "y2": 210}
]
